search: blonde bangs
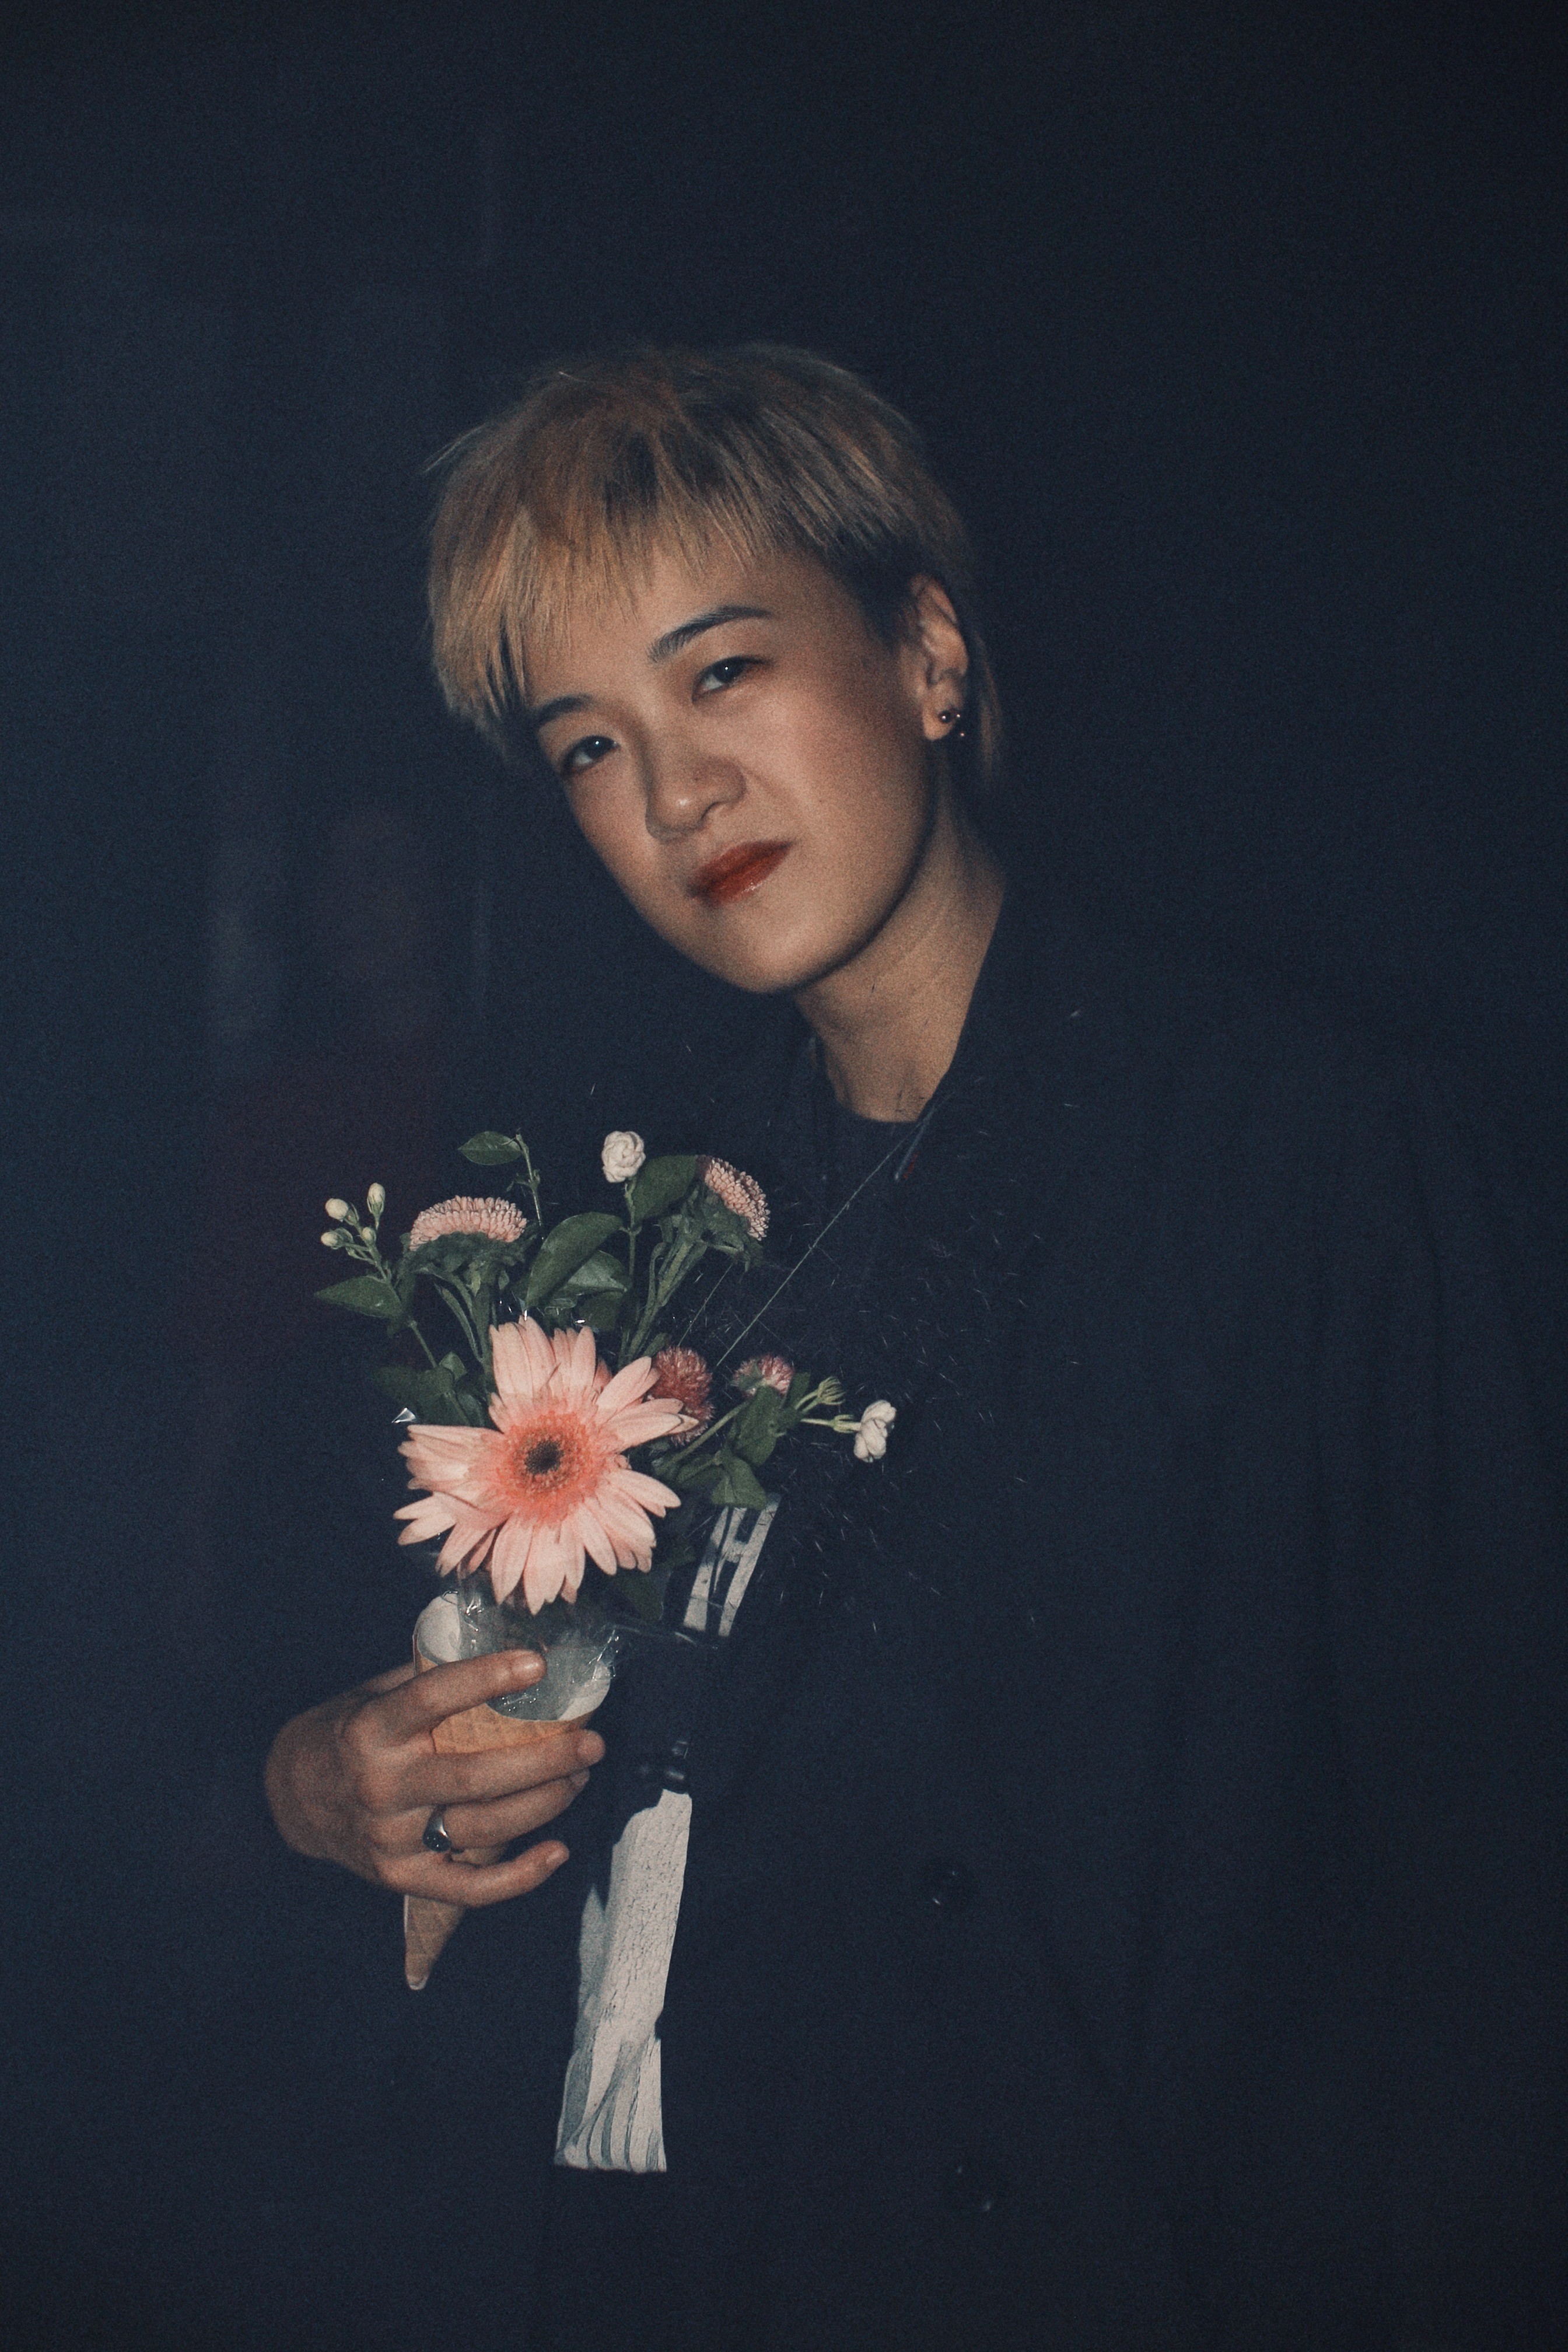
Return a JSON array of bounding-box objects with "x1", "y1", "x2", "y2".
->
[{"x1": 428, "y1": 345, "x2": 1003, "y2": 793}]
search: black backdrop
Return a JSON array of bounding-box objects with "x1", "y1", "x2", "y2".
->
[{"x1": 2, "y1": 6, "x2": 1563, "y2": 2347}]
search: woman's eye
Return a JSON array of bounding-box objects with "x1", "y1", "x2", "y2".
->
[
  {"x1": 561, "y1": 734, "x2": 617, "y2": 778},
  {"x1": 695, "y1": 656, "x2": 755, "y2": 695}
]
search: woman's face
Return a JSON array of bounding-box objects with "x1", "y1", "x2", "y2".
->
[{"x1": 524, "y1": 541, "x2": 965, "y2": 995}]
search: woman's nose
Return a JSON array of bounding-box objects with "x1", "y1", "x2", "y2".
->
[{"x1": 643, "y1": 740, "x2": 744, "y2": 841}]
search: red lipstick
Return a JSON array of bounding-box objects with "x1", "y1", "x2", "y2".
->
[{"x1": 691, "y1": 841, "x2": 790, "y2": 906}]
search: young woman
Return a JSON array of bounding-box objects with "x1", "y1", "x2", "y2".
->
[{"x1": 266, "y1": 347, "x2": 1564, "y2": 2349}]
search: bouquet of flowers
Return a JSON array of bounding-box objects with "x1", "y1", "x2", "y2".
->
[{"x1": 316, "y1": 1124, "x2": 894, "y2": 1985}]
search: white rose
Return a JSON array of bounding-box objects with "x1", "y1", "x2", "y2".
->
[
  {"x1": 852, "y1": 1399, "x2": 897, "y2": 1462},
  {"x1": 601, "y1": 1130, "x2": 646, "y2": 1184}
]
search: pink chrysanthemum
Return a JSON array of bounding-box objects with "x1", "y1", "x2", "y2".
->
[
  {"x1": 698, "y1": 1157, "x2": 769, "y2": 1241},
  {"x1": 737, "y1": 1353, "x2": 793, "y2": 1398},
  {"x1": 395, "y1": 1322, "x2": 682, "y2": 1612},
  {"x1": 408, "y1": 1195, "x2": 527, "y2": 1250},
  {"x1": 650, "y1": 1345, "x2": 713, "y2": 1444}
]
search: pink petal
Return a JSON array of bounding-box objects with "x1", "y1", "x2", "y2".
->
[
  {"x1": 591, "y1": 1498, "x2": 660, "y2": 1564},
  {"x1": 491, "y1": 1318, "x2": 554, "y2": 1413},
  {"x1": 395, "y1": 1495, "x2": 455, "y2": 1544},
  {"x1": 604, "y1": 1399, "x2": 687, "y2": 1447},
  {"x1": 574, "y1": 1504, "x2": 620, "y2": 1578},
  {"x1": 554, "y1": 1324, "x2": 600, "y2": 1409},
  {"x1": 436, "y1": 1519, "x2": 487, "y2": 1574},
  {"x1": 401, "y1": 1426, "x2": 489, "y2": 1483},
  {"x1": 523, "y1": 1523, "x2": 574, "y2": 1614},
  {"x1": 595, "y1": 1357, "x2": 658, "y2": 1419},
  {"x1": 489, "y1": 1514, "x2": 533, "y2": 1606},
  {"x1": 612, "y1": 1467, "x2": 683, "y2": 1514}
]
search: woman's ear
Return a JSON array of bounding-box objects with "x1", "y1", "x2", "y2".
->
[{"x1": 902, "y1": 575, "x2": 972, "y2": 742}]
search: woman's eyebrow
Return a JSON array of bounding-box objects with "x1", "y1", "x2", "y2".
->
[
  {"x1": 646, "y1": 604, "x2": 772, "y2": 665},
  {"x1": 529, "y1": 692, "x2": 588, "y2": 732},
  {"x1": 528, "y1": 606, "x2": 775, "y2": 727}
]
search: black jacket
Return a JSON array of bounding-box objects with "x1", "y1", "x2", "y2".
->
[{"x1": 420, "y1": 888, "x2": 1566, "y2": 2349}]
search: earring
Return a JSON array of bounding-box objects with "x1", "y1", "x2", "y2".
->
[{"x1": 937, "y1": 706, "x2": 963, "y2": 727}]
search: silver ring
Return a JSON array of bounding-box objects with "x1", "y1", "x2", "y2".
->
[{"x1": 421, "y1": 1808, "x2": 455, "y2": 1854}]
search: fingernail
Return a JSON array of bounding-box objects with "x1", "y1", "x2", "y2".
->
[{"x1": 507, "y1": 1650, "x2": 545, "y2": 1681}]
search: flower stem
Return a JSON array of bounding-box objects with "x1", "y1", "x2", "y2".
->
[
  {"x1": 663, "y1": 1395, "x2": 748, "y2": 1466},
  {"x1": 517, "y1": 1138, "x2": 544, "y2": 1230}
]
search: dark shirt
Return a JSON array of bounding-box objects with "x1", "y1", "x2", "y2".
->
[{"x1": 419, "y1": 885, "x2": 1566, "y2": 2352}]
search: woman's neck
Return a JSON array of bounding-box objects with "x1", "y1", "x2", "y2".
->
[{"x1": 794, "y1": 795, "x2": 1005, "y2": 1123}]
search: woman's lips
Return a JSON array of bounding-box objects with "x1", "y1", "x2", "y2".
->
[{"x1": 691, "y1": 841, "x2": 790, "y2": 906}]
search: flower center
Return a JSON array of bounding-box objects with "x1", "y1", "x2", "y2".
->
[{"x1": 503, "y1": 1408, "x2": 596, "y2": 1506}]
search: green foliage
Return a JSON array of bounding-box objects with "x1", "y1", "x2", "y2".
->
[
  {"x1": 671, "y1": 1446, "x2": 770, "y2": 1511},
  {"x1": 576, "y1": 1290, "x2": 628, "y2": 1334},
  {"x1": 709, "y1": 1454, "x2": 771, "y2": 1510},
  {"x1": 371, "y1": 1364, "x2": 485, "y2": 1427},
  {"x1": 548, "y1": 1249, "x2": 627, "y2": 1307},
  {"x1": 699, "y1": 1195, "x2": 755, "y2": 1252},
  {"x1": 617, "y1": 1564, "x2": 670, "y2": 1624},
  {"x1": 459, "y1": 1132, "x2": 524, "y2": 1166},
  {"x1": 731, "y1": 1381, "x2": 788, "y2": 1465},
  {"x1": 402, "y1": 1231, "x2": 528, "y2": 1279},
  {"x1": 628, "y1": 1154, "x2": 698, "y2": 1224},
  {"x1": 320, "y1": 1121, "x2": 842, "y2": 1556},
  {"x1": 316, "y1": 1275, "x2": 406, "y2": 1325},
  {"x1": 526, "y1": 1213, "x2": 625, "y2": 1308}
]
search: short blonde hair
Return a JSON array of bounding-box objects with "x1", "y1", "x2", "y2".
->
[{"x1": 426, "y1": 343, "x2": 1003, "y2": 801}]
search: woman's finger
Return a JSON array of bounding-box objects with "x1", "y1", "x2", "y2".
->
[
  {"x1": 399, "y1": 1725, "x2": 603, "y2": 1811},
  {"x1": 433, "y1": 1768, "x2": 592, "y2": 1856},
  {"x1": 390, "y1": 1836, "x2": 573, "y2": 1907},
  {"x1": 374, "y1": 1646, "x2": 547, "y2": 1740}
]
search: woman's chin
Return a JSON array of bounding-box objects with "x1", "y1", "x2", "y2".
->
[
  {"x1": 678, "y1": 936, "x2": 823, "y2": 996},
  {"x1": 647, "y1": 877, "x2": 910, "y2": 998}
]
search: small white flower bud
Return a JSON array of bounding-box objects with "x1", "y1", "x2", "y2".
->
[
  {"x1": 601, "y1": 1130, "x2": 646, "y2": 1184},
  {"x1": 324, "y1": 1198, "x2": 351, "y2": 1222},
  {"x1": 321, "y1": 1228, "x2": 345, "y2": 1248},
  {"x1": 852, "y1": 1399, "x2": 897, "y2": 1462},
  {"x1": 366, "y1": 1182, "x2": 386, "y2": 1218}
]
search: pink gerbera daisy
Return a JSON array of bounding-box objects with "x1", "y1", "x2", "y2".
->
[
  {"x1": 408, "y1": 1195, "x2": 527, "y2": 1250},
  {"x1": 697, "y1": 1157, "x2": 769, "y2": 1240},
  {"x1": 650, "y1": 1345, "x2": 713, "y2": 1444},
  {"x1": 395, "y1": 1321, "x2": 683, "y2": 1612}
]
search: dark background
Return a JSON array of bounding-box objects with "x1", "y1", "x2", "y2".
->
[{"x1": 2, "y1": 4, "x2": 1563, "y2": 2346}]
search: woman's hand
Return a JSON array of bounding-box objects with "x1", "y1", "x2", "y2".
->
[{"x1": 262, "y1": 1648, "x2": 604, "y2": 1906}]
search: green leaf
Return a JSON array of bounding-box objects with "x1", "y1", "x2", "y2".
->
[
  {"x1": 550, "y1": 1249, "x2": 627, "y2": 1304},
  {"x1": 732, "y1": 1382, "x2": 787, "y2": 1466},
  {"x1": 576, "y1": 1290, "x2": 625, "y2": 1334},
  {"x1": 371, "y1": 1365, "x2": 473, "y2": 1425},
  {"x1": 316, "y1": 1275, "x2": 406, "y2": 1324},
  {"x1": 628, "y1": 1154, "x2": 698, "y2": 1224},
  {"x1": 617, "y1": 1567, "x2": 668, "y2": 1625},
  {"x1": 666, "y1": 1452, "x2": 720, "y2": 1495},
  {"x1": 709, "y1": 1453, "x2": 770, "y2": 1510},
  {"x1": 699, "y1": 1194, "x2": 754, "y2": 1248},
  {"x1": 459, "y1": 1131, "x2": 524, "y2": 1166},
  {"x1": 404, "y1": 1231, "x2": 523, "y2": 1279},
  {"x1": 526, "y1": 1213, "x2": 624, "y2": 1307}
]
